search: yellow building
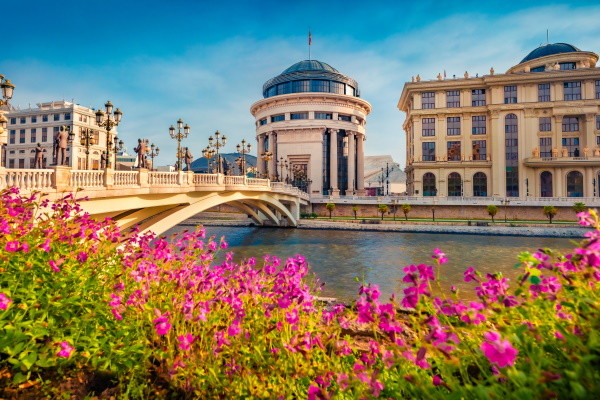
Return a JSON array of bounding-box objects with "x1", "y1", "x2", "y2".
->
[{"x1": 398, "y1": 43, "x2": 600, "y2": 198}]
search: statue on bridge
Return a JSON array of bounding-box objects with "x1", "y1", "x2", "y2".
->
[
  {"x1": 134, "y1": 138, "x2": 147, "y2": 169},
  {"x1": 54, "y1": 126, "x2": 70, "y2": 166},
  {"x1": 101, "y1": 151, "x2": 107, "y2": 169},
  {"x1": 31, "y1": 143, "x2": 46, "y2": 169},
  {"x1": 184, "y1": 147, "x2": 193, "y2": 171}
]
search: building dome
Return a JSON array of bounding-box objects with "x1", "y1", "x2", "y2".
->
[
  {"x1": 262, "y1": 59, "x2": 360, "y2": 98},
  {"x1": 520, "y1": 43, "x2": 581, "y2": 64}
]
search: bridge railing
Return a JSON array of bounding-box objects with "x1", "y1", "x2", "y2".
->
[
  {"x1": 114, "y1": 171, "x2": 139, "y2": 186},
  {"x1": 71, "y1": 170, "x2": 104, "y2": 188},
  {"x1": 193, "y1": 173, "x2": 218, "y2": 185},
  {"x1": 3, "y1": 168, "x2": 54, "y2": 190},
  {"x1": 148, "y1": 171, "x2": 179, "y2": 186}
]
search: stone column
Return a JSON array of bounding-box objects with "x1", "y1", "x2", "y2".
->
[
  {"x1": 257, "y1": 135, "x2": 265, "y2": 176},
  {"x1": 347, "y1": 132, "x2": 355, "y2": 194},
  {"x1": 268, "y1": 133, "x2": 276, "y2": 180},
  {"x1": 329, "y1": 129, "x2": 339, "y2": 197},
  {"x1": 355, "y1": 134, "x2": 366, "y2": 195}
]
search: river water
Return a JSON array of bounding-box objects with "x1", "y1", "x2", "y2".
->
[{"x1": 163, "y1": 225, "x2": 578, "y2": 302}]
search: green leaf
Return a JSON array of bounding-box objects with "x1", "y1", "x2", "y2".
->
[
  {"x1": 12, "y1": 372, "x2": 27, "y2": 385},
  {"x1": 21, "y1": 352, "x2": 37, "y2": 370},
  {"x1": 529, "y1": 276, "x2": 541, "y2": 285}
]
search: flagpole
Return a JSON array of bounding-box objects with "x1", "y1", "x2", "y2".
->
[{"x1": 308, "y1": 29, "x2": 312, "y2": 60}]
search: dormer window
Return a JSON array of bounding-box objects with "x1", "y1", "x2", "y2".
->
[{"x1": 559, "y1": 62, "x2": 576, "y2": 70}]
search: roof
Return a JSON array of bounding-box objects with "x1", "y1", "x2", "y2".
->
[
  {"x1": 281, "y1": 60, "x2": 340, "y2": 74},
  {"x1": 520, "y1": 43, "x2": 581, "y2": 64}
]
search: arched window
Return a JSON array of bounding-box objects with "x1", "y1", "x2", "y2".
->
[
  {"x1": 540, "y1": 171, "x2": 553, "y2": 197},
  {"x1": 473, "y1": 172, "x2": 487, "y2": 196},
  {"x1": 566, "y1": 171, "x2": 583, "y2": 197},
  {"x1": 423, "y1": 173, "x2": 437, "y2": 196},
  {"x1": 505, "y1": 114, "x2": 519, "y2": 196},
  {"x1": 447, "y1": 172, "x2": 462, "y2": 197}
]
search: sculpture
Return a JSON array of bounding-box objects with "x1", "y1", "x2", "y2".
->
[
  {"x1": 489, "y1": 67, "x2": 495, "y2": 75},
  {"x1": 134, "y1": 138, "x2": 147, "y2": 168},
  {"x1": 184, "y1": 147, "x2": 193, "y2": 171},
  {"x1": 32, "y1": 143, "x2": 46, "y2": 169},
  {"x1": 55, "y1": 126, "x2": 69, "y2": 166}
]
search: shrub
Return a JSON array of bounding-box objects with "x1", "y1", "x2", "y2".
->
[
  {"x1": 325, "y1": 203, "x2": 335, "y2": 219},
  {"x1": 378, "y1": 204, "x2": 389, "y2": 220},
  {"x1": 543, "y1": 205, "x2": 558, "y2": 223},
  {"x1": 573, "y1": 202, "x2": 587, "y2": 214},
  {"x1": 401, "y1": 203, "x2": 412, "y2": 221},
  {"x1": 487, "y1": 205, "x2": 498, "y2": 222}
]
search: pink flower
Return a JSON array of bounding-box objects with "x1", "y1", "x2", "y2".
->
[
  {"x1": 153, "y1": 316, "x2": 171, "y2": 335},
  {"x1": 432, "y1": 375, "x2": 444, "y2": 386},
  {"x1": 0, "y1": 293, "x2": 12, "y2": 309},
  {"x1": 77, "y1": 252, "x2": 88, "y2": 263},
  {"x1": 177, "y1": 333, "x2": 195, "y2": 351},
  {"x1": 56, "y1": 341, "x2": 74, "y2": 358},
  {"x1": 227, "y1": 320, "x2": 241, "y2": 336},
  {"x1": 49, "y1": 260, "x2": 61, "y2": 272},
  {"x1": 285, "y1": 308, "x2": 299, "y2": 325},
  {"x1": 39, "y1": 239, "x2": 51, "y2": 252},
  {"x1": 432, "y1": 248, "x2": 448, "y2": 264},
  {"x1": 463, "y1": 267, "x2": 479, "y2": 282},
  {"x1": 5, "y1": 241, "x2": 20, "y2": 252},
  {"x1": 480, "y1": 331, "x2": 518, "y2": 368}
]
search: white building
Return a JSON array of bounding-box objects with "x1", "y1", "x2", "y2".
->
[{"x1": 5, "y1": 100, "x2": 117, "y2": 169}]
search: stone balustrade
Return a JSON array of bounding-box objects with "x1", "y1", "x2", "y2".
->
[
  {"x1": 2, "y1": 168, "x2": 54, "y2": 190},
  {"x1": 71, "y1": 170, "x2": 104, "y2": 188}
]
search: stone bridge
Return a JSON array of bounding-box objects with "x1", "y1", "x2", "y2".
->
[{"x1": 0, "y1": 167, "x2": 310, "y2": 236}]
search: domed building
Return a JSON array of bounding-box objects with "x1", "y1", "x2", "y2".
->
[
  {"x1": 398, "y1": 42, "x2": 600, "y2": 199},
  {"x1": 250, "y1": 60, "x2": 371, "y2": 196}
]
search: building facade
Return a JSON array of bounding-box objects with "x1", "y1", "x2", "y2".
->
[
  {"x1": 398, "y1": 43, "x2": 600, "y2": 198},
  {"x1": 5, "y1": 101, "x2": 116, "y2": 169},
  {"x1": 250, "y1": 60, "x2": 371, "y2": 196}
]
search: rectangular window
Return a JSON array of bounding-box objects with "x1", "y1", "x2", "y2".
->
[
  {"x1": 42, "y1": 127, "x2": 48, "y2": 142},
  {"x1": 64, "y1": 112, "x2": 71, "y2": 120},
  {"x1": 422, "y1": 142, "x2": 436, "y2": 161},
  {"x1": 538, "y1": 83, "x2": 550, "y2": 102},
  {"x1": 421, "y1": 92, "x2": 435, "y2": 109},
  {"x1": 19, "y1": 129, "x2": 25, "y2": 143},
  {"x1": 53, "y1": 114, "x2": 60, "y2": 121},
  {"x1": 540, "y1": 137, "x2": 552, "y2": 157},
  {"x1": 330, "y1": 81, "x2": 344, "y2": 94},
  {"x1": 271, "y1": 114, "x2": 285, "y2": 122},
  {"x1": 559, "y1": 62, "x2": 576, "y2": 70},
  {"x1": 31, "y1": 128, "x2": 37, "y2": 143},
  {"x1": 446, "y1": 90, "x2": 460, "y2": 108},
  {"x1": 597, "y1": 136, "x2": 600, "y2": 146},
  {"x1": 291, "y1": 80, "x2": 309, "y2": 92},
  {"x1": 564, "y1": 82, "x2": 581, "y2": 100},
  {"x1": 504, "y1": 85, "x2": 517, "y2": 104},
  {"x1": 18, "y1": 159, "x2": 25, "y2": 169},
  {"x1": 20, "y1": 117, "x2": 26, "y2": 124},
  {"x1": 315, "y1": 112, "x2": 333, "y2": 120},
  {"x1": 338, "y1": 114, "x2": 351, "y2": 122},
  {"x1": 10, "y1": 117, "x2": 16, "y2": 124},
  {"x1": 471, "y1": 89, "x2": 486, "y2": 106},
  {"x1": 422, "y1": 118, "x2": 435, "y2": 136},
  {"x1": 562, "y1": 116, "x2": 579, "y2": 132},
  {"x1": 472, "y1": 140, "x2": 486, "y2": 160},
  {"x1": 447, "y1": 141, "x2": 461, "y2": 161},
  {"x1": 259, "y1": 118, "x2": 267, "y2": 125},
  {"x1": 530, "y1": 66, "x2": 545, "y2": 72},
  {"x1": 8, "y1": 159, "x2": 14, "y2": 168},
  {"x1": 472, "y1": 115, "x2": 486, "y2": 135},
  {"x1": 291, "y1": 112, "x2": 308, "y2": 120},
  {"x1": 562, "y1": 137, "x2": 580, "y2": 156},
  {"x1": 31, "y1": 116, "x2": 37, "y2": 123},
  {"x1": 9, "y1": 130, "x2": 15, "y2": 144},
  {"x1": 539, "y1": 117, "x2": 551, "y2": 132},
  {"x1": 42, "y1": 115, "x2": 48, "y2": 122},
  {"x1": 596, "y1": 81, "x2": 600, "y2": 99},
  {"x1": 447, "y1": 117, "x2": 461, "y2": 136},
  {"x1": 311, "y1": 80, "x2": 329, "y2": 92},
  {"x1": 597, "y1": 115, "x2": 600, "y2": 130}
]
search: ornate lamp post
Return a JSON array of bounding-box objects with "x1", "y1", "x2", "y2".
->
[
  {"x1": 261, "y1": 151, "x2": 273, "y2": 179},
  {"x1": 169, "y1": 119, "x2": 190, "y2": 171},
  {"x1": 207, "y1": 131, "x2": 227, "y2": 174},
  {"x1": 202, "y1": 145, "x2": 216, "y2": 173},
  {"x1": 236, "y1": 139, "x2": 252, "y2": 176},
  {"x1": 148, "y1": 143, "x2": 160, "y2": 171},
  {"x1": 95, "y1": 101, "x2": 122, "y2": 169},
  {"x1": 79, "y1": 128, "x2": 96, "y2": 169},
  {"x1": 277, "y1": 156, "x2": 288, "y2": 182},
  {"x1": 0, "y1": 75, "x2": 15, "y2": 167}
]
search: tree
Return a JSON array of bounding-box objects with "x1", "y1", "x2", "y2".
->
[
  {"x1": 401, "y1": 203, "x2": 412, "y2": 221},
  {"x1": 543, "y1": 206, "x2": 558, "y2": 224},
  {"x1": 325, "y1": 203, "x2": 335, "y2": 219},
  {"x1": 573, "y1": 202, "x2": 587, "y2": 214},
  {"x1": 352, "y1": 206, "x2": 359, "y2": 220},
  {"x1": 378, "y1": 204, "x2": 389, "y2": 220},
  {"x1": 391, "y1": 205, "x2": 397, "y2": 220},
  {"x1": 486, "y1": 205, "x2": 498, "y2": 222}
]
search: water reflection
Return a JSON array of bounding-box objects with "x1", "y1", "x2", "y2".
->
[{"x1": 164, "y1": 225, "x2": 577, "y2": 303}]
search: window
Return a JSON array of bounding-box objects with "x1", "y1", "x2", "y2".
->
[
  {"x1": 559, "y1": 62, "x2": 576, "y2": 70},
  {"x1": 446, "y1": 90, "x2": 460, "y2": 107},
  {"x1": 42, "y1": 127, "x2": 48, "y2": 142},
  {"x1": 8, "y1": 159, "x2": 14, "y2": 168},
  {"x1": 315, "y1": 113, "x2": 332, "y2": 120},
  {"x1": 538, "y1": 83, "x2": 550, "y2": 102},
  {"x1": 9, "y1": 130, "x2": 15, "y2": 144},
  {"x1": 447, "y1": 141, "x2": 461, "y2": 161},
  {"x1": 20, "y1": 117, "x2": 26, "y2": 124},
  {"x1": 259, "y1": 118, "x2": 267, "y2": 125},
  {"x1": 331, "y1": 81, "x2": 344, "y2": 94},
  {"x1": 10, "y1": 117, "x2": 16, "y2": 124},
  {"x1": 42, "y1": 115, "x2": 48, "y2": 122},
  {"x1": 422, "y1": 118, "x2": 435, "y2": 136},
  {"x1": 19, "y1": 129, "x2": 25, "y2": 143},
  {"x1": 505, "y1": 114, "x2": 519, "y2": 197},
  {"x1": 18, "y1": 159, "x2": 25, "y2": 169},
  {"x1": 345, "y1": 85, "x2": 356, "y2": 96},
  {"x1": 64, "y1": 113, "x2": 71, "y2": 120},
  {"x1": 276, "y1": 82, "x2": 291, "y2": 95},
  {"x1": 539, "y1": 117, "x2": 551, "y2": 132},
  {"x1": 53, "y1": 114, "x2": 60, "y2": 121},
  {"x1": 422, "y1": 173, "x2": 437, "y2": 196},
  {"x1": 596, "y1": 81, "x2": 600, "y2": 99},
  {"x1": 471, "y1": 89, "x2": 486, "y2": 106},
  {"x1": 421, "y1": 92, "x2": 435, "y2": 109},
  {"x1": 562, "y1": 116, "x2": 579, "y2": 132},
  {"x1": 31, "y1": 116, "x2": 37, "y2": 123},
  {"x1": 31, "y1": 128, "x2": 36, "y2": 143},
  {"x1": 291, "y1": 80, "x2": 309, "y2": 93},
  {"x1": 310, "y1": 80, "x2": 329, "y2": 92},
  {"x1": 566, "y1": 171, "x2": 583, "y2": 197},
  {"x1": 422, "y1": 142, "x2": 436, "y2": 161},
  {"x1": 291, "y1": 113, "x2": 308, "y2": 120},
  {"x1": 447, "y1": 173, "x2": 462, "y2": 196},
  {"x1": 504, "y1": 86, "x2": 517, "y2": 104},
  {"x1": 530, "y1": 66, "x2": 545, "y2": 72},
  {"x1": 472, "y1": 140, "x2": 486, "y2": 160},
  {"x1": 338, "y1": 114, "x2": 351, "y2": 122},
  {"x1": 472, "y1": 115, "x2": 486, "y2": 135},
  {"x1": 540, "y1": 171, "x2": 553, "y2": 197},
  {"x1": 271, "y1": 114, "x2": 285, "y2": 122},
  {"x1": 597, "y1": 115, "x2": 600, "y2": 130},
  {"x1": 473, "y1": 172, "x2": 487, "y2": 196},
  {"x1": 540, "y1": 137, "x2": 552, "y2": 157},
  {"x1": 564, "y1": 82, "x2": 581, "y2": 101},
  {"x1": 562, "y1": 137, "x2": 580, "y2": 157},
  {"x1": 447, "y1": 117, "x2": 460, "y2": 136}
]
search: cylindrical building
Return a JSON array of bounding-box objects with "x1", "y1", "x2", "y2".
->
[{"x1": 250, "y1": 60, "x2": 371, "y2": 196}]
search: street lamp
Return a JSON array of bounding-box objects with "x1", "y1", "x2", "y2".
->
[
  {"x1": 261, "y1": 151, "x2": 273, "y2": 179},
  {"x1": 277, "y1": 156, "x2": 288, "y2": 182},
  {"x1": 236, "y1": 139, "x2": 252, "y2": 176},
  {"x1": 503, "y1": 199, "x2": 510, "y2": 222},
  {"x1": 207, "y1": 130, "x2": 227, "y2": 174},
  {"x1": 148, "y1": 143, "x2": 160, "y2": 171},
  {"x1": 79, "y1": 128, "x2": 96, "y2": 169},
  {"x1": 95, "y1": 100, "x2": 122, "y2": 169},
  {"x1": 0, "y1": 75, "x2": 15, "y2": 167},
  {"x1": 202, "y1": 145, "x2": 216, "y2": 173},
  {"x1": 169, "y1": 118, "x2": 190, "y2": 171}
]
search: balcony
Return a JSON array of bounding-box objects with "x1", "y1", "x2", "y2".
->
[
  {"x1": 523, "y1": 155, "x2": 600, "y2": 167},
  {"x1": 410, "y1": 155, "x2": 492, "y2": 167}
]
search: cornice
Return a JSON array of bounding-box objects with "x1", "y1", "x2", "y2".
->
[{"x1": 250, "y1": 92, "x2": 372, "y2": 116}]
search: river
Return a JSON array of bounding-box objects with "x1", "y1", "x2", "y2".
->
[{"x1": 163, "y1": 225, "x2": 577, "y2": 303}]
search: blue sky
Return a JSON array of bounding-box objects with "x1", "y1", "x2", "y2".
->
[{"x1": 2, "y1": 0, "x2": 600, "y2": 167}]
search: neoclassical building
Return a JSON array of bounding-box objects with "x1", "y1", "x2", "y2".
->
[
  {"x1": 398, "y1": 43, "x2": 600, "y2": 198},
  {"x1": 250, "y1": 60, "x2": 371, "y2": 196}
]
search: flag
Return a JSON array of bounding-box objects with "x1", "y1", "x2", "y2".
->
[{"x1": 308, "y1": 30, "x2": 312, "y2": 46}]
